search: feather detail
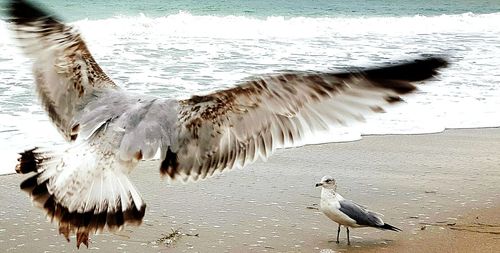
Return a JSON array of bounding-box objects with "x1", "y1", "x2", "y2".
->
[
  {"x1": 165, "y1": 58, "x2": 447, "y2": 181},
  {"x1": 8, "y1": 0, "x2": 117, "y2": 141},
  {"x1": 18, "y1": 143, "x2": 146, "y2": 248}
]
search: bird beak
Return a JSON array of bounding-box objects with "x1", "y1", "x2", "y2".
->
[{"x1": 315, "y1": 183, "x2": 323, "y2": 187}]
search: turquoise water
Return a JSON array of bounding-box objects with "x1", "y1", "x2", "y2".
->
[{"x1": 2, "y1": 0, "x2": 500, "y2": 20}]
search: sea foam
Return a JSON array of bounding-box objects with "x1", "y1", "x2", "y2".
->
[{"x1": 0, "y1": 12, "x2": 499, "y2": 175}]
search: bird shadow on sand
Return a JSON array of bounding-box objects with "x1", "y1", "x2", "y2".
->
[{"x1": 317, "y1": 238, "x2": 397, "y2": 252}]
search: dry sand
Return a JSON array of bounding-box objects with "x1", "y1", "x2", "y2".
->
[{"x1": 0, "y1": 128, "x2": 499, "y2": 253}]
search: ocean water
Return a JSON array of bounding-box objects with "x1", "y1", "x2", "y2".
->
[{"x1": 0, "y1": 0, "x2": 500, "y2": 175}]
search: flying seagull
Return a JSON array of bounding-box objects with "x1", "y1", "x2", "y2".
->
[
  {"x1": 316, "y1": 176, "x2": 401, "y2": 245},
  {"x1": 8, "y1": 0, "x2": 446, "y2": 248}
]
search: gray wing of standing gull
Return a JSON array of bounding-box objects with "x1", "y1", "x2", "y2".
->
[{"x1": 338, "y1": 199, "x2": 385, "y2": 227}]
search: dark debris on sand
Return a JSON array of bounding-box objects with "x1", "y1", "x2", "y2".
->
[{"x1": 153, "y1": 228, "x2": 199, "y2": 247}]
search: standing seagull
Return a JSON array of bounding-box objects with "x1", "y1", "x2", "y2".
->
[
  {"x1": 8, "y1": 0, "x2": 446, "y2": 248},
  {"x1": 316, "y1": 176, "x2": 401, "y2": 245}
]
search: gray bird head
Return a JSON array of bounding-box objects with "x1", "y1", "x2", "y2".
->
[{"x1": 315, "y1": 175, "x2": 337, "y2": 190}]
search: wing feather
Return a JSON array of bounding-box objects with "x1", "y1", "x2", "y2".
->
[
  {"x1": 338, "y1": 199, "x2": 384, "y2": 227},
  {"x1": 8, "y1": 0, "x2": 117, "y2": 141},
  {"x1": 163, "y1": 58, "x2": 447, "y2": 180}
]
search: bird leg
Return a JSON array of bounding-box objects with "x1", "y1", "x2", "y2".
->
[
  {"x1": 336, "y1": 224, "x2": 341, "y2": 244},
  {"x1": 347, "y1": 227, "x2": 350, "y2": 245}
]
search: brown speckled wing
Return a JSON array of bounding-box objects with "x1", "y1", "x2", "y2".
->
[
  {"x1": 167, "y1": 58, "x2": 447, "y2": 181},
  {"x1": 9, "y1": 0, "x2": 116, "y2": 142}
]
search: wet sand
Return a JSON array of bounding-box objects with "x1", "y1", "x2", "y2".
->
[
  {"x1": 0, "y1": 128, "x2": 499, "y2": 252},
  {"x1": 355, "y1": 206, "x2": 500, "y2": 253}
]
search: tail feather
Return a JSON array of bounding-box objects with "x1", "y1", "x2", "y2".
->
[
  {"x1": 20, "y1": 173, "x2": 40, "y2": 190},
  {"x1": 380, "y1": 223, "x2": 402, "y2": 232},
  {"x1": 17, "y1": 145, "x2": 146, "y2": 248},
  {"x1": 16, "y1": 147, "x2": 54, "y2": 174}
]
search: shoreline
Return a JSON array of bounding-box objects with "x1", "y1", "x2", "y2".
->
[
  {"x1": 2, "y1": 126, "x2": 499, "y2": 177},
  {"x1": 0, "y1": 127, "x2": 499, "y2": 252}
]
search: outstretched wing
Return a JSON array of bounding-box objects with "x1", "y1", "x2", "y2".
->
[
  {"x1": 8, "y1": 0, "x2": 117, "y2": 141},
  {"x1": 163, "y1": 58, "x2": 447, "y2": 180}
]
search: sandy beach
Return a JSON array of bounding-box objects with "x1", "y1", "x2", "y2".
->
[{"x1": 1, "y1": 128, "x2": 499, "y2": 253}]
